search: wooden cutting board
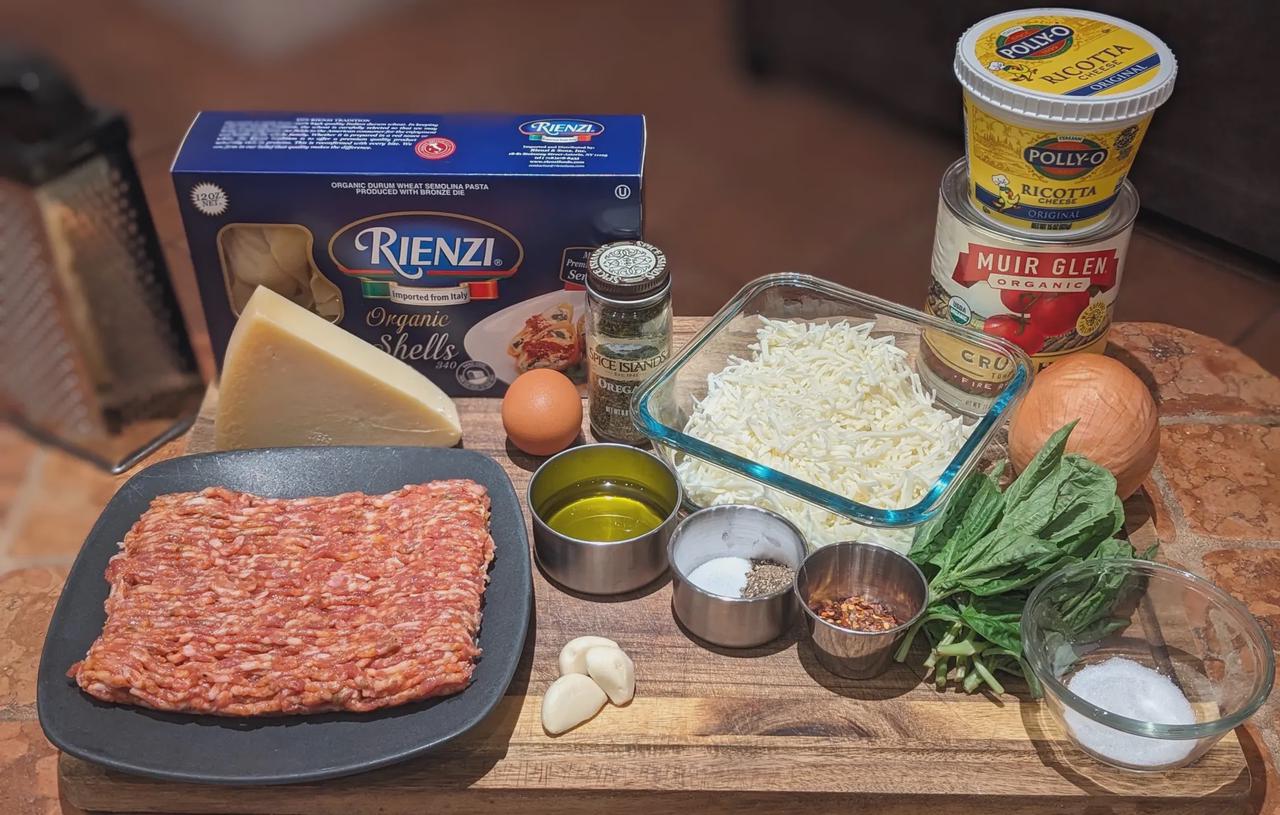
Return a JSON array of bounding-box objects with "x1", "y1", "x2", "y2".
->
[{"x1": 59, "y1": 317, "x2": 1250, "y2": 814}]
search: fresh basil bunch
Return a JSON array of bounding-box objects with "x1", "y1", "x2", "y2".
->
[{"x1": 894, "y1": 422, "x2": 1152, "y2": 696}]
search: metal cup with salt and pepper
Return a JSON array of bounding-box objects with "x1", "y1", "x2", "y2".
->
[{"x1": 668, "y1": 505, "x2": 807, "y2": 649}]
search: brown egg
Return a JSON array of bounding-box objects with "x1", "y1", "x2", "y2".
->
[{"x1": 502, "y1": 369, "x2": 582, "y2": 456}]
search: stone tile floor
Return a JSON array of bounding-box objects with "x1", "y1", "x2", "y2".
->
[{"x1": 0, "y1": 322, "x2": 1277, "y2": 813}]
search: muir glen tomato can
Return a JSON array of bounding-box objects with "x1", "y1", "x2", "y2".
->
[{"x1": 921, "y1": 159, "x2": 1136, "y2": 413}]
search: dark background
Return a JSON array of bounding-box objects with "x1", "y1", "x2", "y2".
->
[
  {"x1": 4, "y1": 0, "x2": 1275, "y2": 372},
  {"x1": 741, "y1": 0, "x2": 1280, "y2": 263}
]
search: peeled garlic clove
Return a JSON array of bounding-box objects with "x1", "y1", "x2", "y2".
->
[
  {"x1": 558, "y1": 636, "x2": 618, "y2": 676},
  {"x1": 585, "y1": 646, "x2": 635, "y2": 705},
  {"x1": 541, "y1": 673, "x2": 608, "y2": 735}
]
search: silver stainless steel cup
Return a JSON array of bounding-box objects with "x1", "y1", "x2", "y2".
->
[
  {"x1": 669, "y1": 505, "x2": 808, "y2": 648},
  {"x1": 795, "y1": 541, "x2": 928, "y2": 679},
  {"x1": 528, "y1": 443, "x2": 681, "y2": 595}
]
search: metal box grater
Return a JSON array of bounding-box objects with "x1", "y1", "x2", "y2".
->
[{"x1": 0, "y1": 50, "x2": 203, "y2": 471}]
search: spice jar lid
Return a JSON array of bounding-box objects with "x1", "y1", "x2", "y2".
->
[{"x1": 587, "y1": 241, "x2": 668, "y2": 299}]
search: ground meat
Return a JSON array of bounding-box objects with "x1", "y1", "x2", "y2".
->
[{"x1": 69, "y1": 480, "x2": 494, "y2": 717}]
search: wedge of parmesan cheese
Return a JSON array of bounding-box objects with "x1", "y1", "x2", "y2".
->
[
  {"x1": 676, "y1": 318, "x2": 971, "y2": 550},
  {"x1": 215, "y1": 286, "x2": 461, "y2": 450}
]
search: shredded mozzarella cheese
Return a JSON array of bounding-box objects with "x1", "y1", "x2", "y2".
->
[{"x1": 676, "y1": 318, "x2": 972, "y2": 551}]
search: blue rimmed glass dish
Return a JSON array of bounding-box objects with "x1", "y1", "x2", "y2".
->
[{"x1": 631, "y1": 274, "x2": 1032, "y2": 546}]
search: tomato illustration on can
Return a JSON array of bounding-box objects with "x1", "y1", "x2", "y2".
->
[{"x1": 984, "y1": 289, "x2": 1093, "y2": 354}]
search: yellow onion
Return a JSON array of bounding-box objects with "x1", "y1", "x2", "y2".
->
[{"x1": 1009, "y1": 355, "x2": 1159, "y2": 499}]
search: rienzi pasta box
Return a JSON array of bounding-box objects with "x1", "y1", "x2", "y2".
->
[{"x1": 172, "y1": 112, "x2": 645, "y2": 395}]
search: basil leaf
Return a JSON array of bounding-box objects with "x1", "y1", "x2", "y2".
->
[
  {"x1": 931, "y1": 473, "x2": 1006, "y2": 578},
  {"x1": 936, "y1": 532, "x2": 1061, "y2": 597},
  {"x1": 960, "y1": 599, "x2": 1022, "y2": 653},
  {"x1": 966, "y1": 593, "x2": 1027, "y2": 615},
  {"x1": 987, "y1": 458, "x2": 1008, "y2": 483},
  {"x1": 961, "y1": 556, "x2": 1066, "y2": 596},
  {"x1": 1003, "y1": 421, "x2": 1076, "y2": 509},
  {"x1": 1001, "y1": 456, "x2": 1117, "y2": 542},
  {"x1": 953, "y1": 475, "x2": 1006, "y2": 554},
  {"x1": 923, "y1": 600, "x2": 964, "y2": 623},
  {"x1": 1088, "y1": 537, "x2": 1136, "y2": 560},
  {"x1": 1041, "y1": 494, "x2": 1125, "y2": 557},
  {"x1": 910, "y1": 469, "x2": 986, "y2": 569},
  {"x1": 1048, "y1": 547, "x2": 1141, "y2": 641},
  {"x1": 999, "y1": 465, "x2": 1074, "y2": 535}
]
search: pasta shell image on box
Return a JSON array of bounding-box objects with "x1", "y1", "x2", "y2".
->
[{"x1": 218, "y1": 223, "x2": 343, "y2": 321}]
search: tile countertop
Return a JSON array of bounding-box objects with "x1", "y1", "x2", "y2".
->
[{"x1": 0, "y1": 321, "x2": 1277, "y2": 815}]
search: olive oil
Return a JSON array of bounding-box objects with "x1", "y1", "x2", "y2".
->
[{"x1": 541, "y1": 476, "x2": 668, "y2": 542}]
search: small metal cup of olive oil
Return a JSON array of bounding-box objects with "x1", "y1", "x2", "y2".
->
[{"x1": 528, "y1": 443, "x2": 681, "y2": 595}]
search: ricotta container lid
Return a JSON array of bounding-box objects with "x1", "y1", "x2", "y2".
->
[{"x1": 955, "y1": 8, "x2": 1177, "y2": 124}]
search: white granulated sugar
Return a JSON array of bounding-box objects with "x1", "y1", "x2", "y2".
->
[
  {"x1": 676, "y1": 318, "x2": 972, "y2": 551},
  {"x1": 686, "y1": 556, "x2": 752, "y2": 598},
  {"x1": 1064, "y1": 656, "x2": 1198, "y2": 767}
]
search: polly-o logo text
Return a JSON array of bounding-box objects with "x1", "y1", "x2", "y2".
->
[
  {"x1": 329, "y1": 212, "x2": 524, "y2": 306},
  {"x1": 518, "y1": 118, "x2": 605, "y2": 143},
  {"x1": 1023, "y1": 136, "x2": 1109, "y2": 181},
  {"x1": 995, "y1": 24, "x2": 1074, "y2": 60}
]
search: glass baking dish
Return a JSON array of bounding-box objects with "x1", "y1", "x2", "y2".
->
[{"x1": 631, "y1": 274, "x2": 1032, "y2": 549}]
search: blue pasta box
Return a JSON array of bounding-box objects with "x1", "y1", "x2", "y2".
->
[{"x1": 172, "y1": 112, "x2": 645, "y2": 396}]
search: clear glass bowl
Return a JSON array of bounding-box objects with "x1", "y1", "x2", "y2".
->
[
  {"x1": 631, "y1": 273, "x2": 1032, "y2": 549},
  {"x1": 1022, "y1": 559, "x2": 1275, "y2": 771}
]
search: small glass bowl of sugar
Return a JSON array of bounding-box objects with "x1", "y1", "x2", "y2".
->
[{"x1": 1022, "y1": 559, "x2": 1274, "y2": 771}]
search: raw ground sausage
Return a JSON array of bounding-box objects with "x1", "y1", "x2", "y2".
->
[{"x1": 69, "y1": 480, "x2": 494, "y2": 716}]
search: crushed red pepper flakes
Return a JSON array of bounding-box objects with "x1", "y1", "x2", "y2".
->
[{"x1": 810, "y1": 594, "x2": 900, "y2": 632}]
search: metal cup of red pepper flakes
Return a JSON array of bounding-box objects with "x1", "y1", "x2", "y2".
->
[{"x1": 794, "y1": 541, "x2": 928, "y2": 679}]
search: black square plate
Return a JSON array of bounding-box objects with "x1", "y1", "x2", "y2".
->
[{"x1": 37, "y1": 446, "x2": 532, "y2": 785}]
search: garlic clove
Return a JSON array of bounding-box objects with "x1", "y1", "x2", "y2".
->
[
  {"x1": 541, "y1": 673, "x2": 608, "y2": 735},
  {"x1": 585, "y1": 645, "x2": 635, "y2": 706},
  {"x1": 558, "y1": 636, "x2": 618, "y2": 676}
]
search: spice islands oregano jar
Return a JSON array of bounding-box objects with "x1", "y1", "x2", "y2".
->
[{"x1": 585, "y1": 241, "x2": 672, "y2": 444}]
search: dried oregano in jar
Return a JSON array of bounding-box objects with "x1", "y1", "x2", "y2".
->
[{"x1": 585, "y1": 241, "x2": 672, "y2": 444}]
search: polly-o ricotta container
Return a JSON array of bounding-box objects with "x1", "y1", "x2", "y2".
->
[{"x1": 956, "y1": 8, "x2": 1176, "y2": 235}]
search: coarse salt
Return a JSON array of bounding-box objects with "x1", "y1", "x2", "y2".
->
[
  {"x1": 686, "y1": 556, "x2": 752, "y2": 598},
  {"x1": 1064, "y1": 656, "x2": 1198, "y2": 768}
]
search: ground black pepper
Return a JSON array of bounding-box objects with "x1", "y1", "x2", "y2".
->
[{"x1": 743, "y1": 559, "x2": 795, "y2": 598}]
